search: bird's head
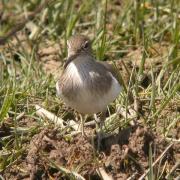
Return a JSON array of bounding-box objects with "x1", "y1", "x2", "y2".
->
[{"x1": 67, "y1": 35, "x2": 92, "y2": 57}]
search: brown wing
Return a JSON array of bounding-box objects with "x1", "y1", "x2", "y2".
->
[{"x1": 98, "y1": 61, "x2": 119, "y2": 82}]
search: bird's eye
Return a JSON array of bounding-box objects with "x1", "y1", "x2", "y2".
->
[{"x1": 83, "y1": 41, "x2": 89, "y2": 49}]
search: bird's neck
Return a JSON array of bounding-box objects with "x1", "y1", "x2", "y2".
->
[
  {"x1": 64, "y1": 53, "x2": 94, "y2": 70},
  {"x1": 63, "y1": 54, "x2": 96, "y2": 83}
]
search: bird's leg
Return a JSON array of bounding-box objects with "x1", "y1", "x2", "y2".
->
[
  {"x1": 80, "y1": 114, "x2": 85, "y2": 136},
  {"x1": 94, "y1": 113, "x2": 101, "y2": 150},
  {"x1": 100, "y1": 110, "x2": 106, "y2": 129},
  {"x1": 94, "y1": 114, "x2": 99, "y2": 130},
  {"x1": 94, "y1": 110, "x2": 106, "y2": 150},
  {"x1": 80, "y1": 114, "x2": 87, "y2": 137}
]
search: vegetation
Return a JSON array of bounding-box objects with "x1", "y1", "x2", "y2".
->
[{"x1": 0, "y1": 0, "x2": 179, "y2": 179}]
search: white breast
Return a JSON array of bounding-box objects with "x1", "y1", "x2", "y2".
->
[
  {"x1": 57, "y1": 61, "x2": 121, "y2": 114},
  {"x1": 56, "y1": 62, "x2": 82, "y2": 97}
]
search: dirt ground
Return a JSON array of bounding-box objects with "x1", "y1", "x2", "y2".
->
[{"x1": 2, "y1": 122, "x2": 179, "y2": 180}]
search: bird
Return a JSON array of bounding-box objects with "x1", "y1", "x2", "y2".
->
[{"x1": 56, "y1": 34, "x2": 121, "y2": 137}]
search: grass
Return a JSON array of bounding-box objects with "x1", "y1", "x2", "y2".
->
[{"x1": 0, "y1": 0, "x2": 180, "y2": 179}]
